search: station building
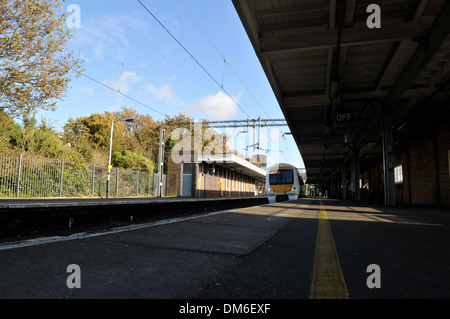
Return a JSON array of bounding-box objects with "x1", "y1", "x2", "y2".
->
[{"x1": 167, "y1": 151, "x2": 266, "y2": 198}]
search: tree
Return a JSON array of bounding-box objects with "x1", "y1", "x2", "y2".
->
[
  {"x1": 112, "y1": 150, "x2": 155, "y2": 172},
  {"x1": 64, "y1": 112, "x2": 123, "y2": 150},
  {"x1": 0, "y1": 110, "x2": 20, "y2": 152},
  {"x1": 113, "y1": 107, "x2": 158, "y2": 157},
  {"x1": 0, "y1": 0, "x2": 83, "y2": 117},
  {"x1": 63, "y1": 110, "x2": 143, "y2": 166}
]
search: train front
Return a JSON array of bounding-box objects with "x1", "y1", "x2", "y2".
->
[{"x1": 266, "y1": 164, "x2": 299, "y2": 204}]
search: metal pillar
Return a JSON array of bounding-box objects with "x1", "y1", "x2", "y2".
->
[
  {"x1": 91, "y1": 163, "x2": 95, "y2": 196},
  {"x1": 157, "y1": 128, "x2": 165, "y2": 197},
  {"x1": 381, "y1": 112, "x2": 395, "y2": 206},
  {"x1": 351, "y1": 148, "x2": 360, "y2": 201},
  {"x1": 335, "y1": 168, "x2": 340, "y2": 199},
  {"x1": 341, "y1": 173, "x2": 347, "y2": 200},
  {"x1": 16, "y1": 154, "x2": 22, "y2": 198},
  {"x1": 59, "y1": 158, "x2": 64, "y2": 197},
  {"x1": 106, "y1": 120, "x2": 114, "y2": 199}
]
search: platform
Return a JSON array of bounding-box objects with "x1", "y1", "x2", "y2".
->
[
  {"x1": 1, "y1": 197, "x2": 449, "y2": 299},
  {"x1": 0, "y1": 196, "x2": 268, "y2": 242}
]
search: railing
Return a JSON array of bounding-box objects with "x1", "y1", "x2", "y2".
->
[{"x1": 0, "y1": 154, "x2": 166, "y2": 198}]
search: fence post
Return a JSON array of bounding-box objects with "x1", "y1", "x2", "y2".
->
[
  {"x1": 59, "y1": 158, "x2": 64, "y2": 197},
  {"x1": 15, "y1": 154, "x2": 22, "y2": 198},
  {"x1": 91, "y1": 163, "x2": 95, "y2": 196},
  {"x1": 136, "y1": 170, "x2": 139, "y2": 196},
  {"x1": 115, "y1": 167, "x2": 119, "y2": 197}
]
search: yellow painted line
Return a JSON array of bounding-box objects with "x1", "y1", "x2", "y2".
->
[{"x1": 309, "y1": 200, "x2": 349, "y2": 299}]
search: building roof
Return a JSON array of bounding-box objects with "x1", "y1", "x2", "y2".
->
[
  {"x1": 197, "y1": 153, "x2": 266, "y2": 179},
  {"x1": 233, "y1": 0, "x2": 450, "y2": 184}
]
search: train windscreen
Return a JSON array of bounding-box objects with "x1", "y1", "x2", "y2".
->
[{"x1": 269, "y1": 169, "x2": 294, "y2": 185}]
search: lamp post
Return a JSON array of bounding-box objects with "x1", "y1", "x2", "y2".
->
[{"x1": 106, "y1": 118, "x2": 135, "y2": 198}]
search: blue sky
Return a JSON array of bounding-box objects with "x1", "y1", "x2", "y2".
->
[{"x1": 38, "y1": 0, "x2": 304, "y2": 168}]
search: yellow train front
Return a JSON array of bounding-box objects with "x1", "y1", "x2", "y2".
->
[{"x1": 266, "y1": 163, "x2": 305, "y2": 204}]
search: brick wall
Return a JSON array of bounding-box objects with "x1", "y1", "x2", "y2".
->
[
  {"x1": 395, "y1": 116, "x2": 450, "y2": 206},
  {"x1": 408, "y1": 135, "x2": 438, "y2": 204},
  {"x1": 167, "y1": 155, "x2": 182, "y2": 197},
  {"x1": 355, "y1": 113, "x2": 450, "y2": 207},
  {"x1": 437, "y1": 116, "x2": 450, "y2": 206}
]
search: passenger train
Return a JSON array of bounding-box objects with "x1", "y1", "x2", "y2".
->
[{"x1": 266, "y1": 163, "x2": 305, "y2": 204}]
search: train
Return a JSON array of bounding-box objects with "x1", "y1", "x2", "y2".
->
[{"x1": 266, "y1": 163, "x2": 306, "y2": 204}]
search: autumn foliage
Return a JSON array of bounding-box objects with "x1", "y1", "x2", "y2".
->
[{"x1": 0, "y1": 0, "x2": 83, "y2": 117}]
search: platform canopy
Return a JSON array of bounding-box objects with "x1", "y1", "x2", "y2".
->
[
  {"x1": 233, "y1": 0, "x2": 450, "y2": 185},
  {"x1": 197, "y1": 153, "x2": 266, "y2": 180}
]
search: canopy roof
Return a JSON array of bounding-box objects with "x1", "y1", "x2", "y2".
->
[{"x1": 233, "y1": 0, "x2": 450, "y2": 184}]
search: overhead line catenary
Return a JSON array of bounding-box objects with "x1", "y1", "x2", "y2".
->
[
  {"x1": 178, "y1": 0, "x2": 271, "y2": 118},
  {"x1": 72, "y1": 68, "x2": 166, "y2": 117},
  {"x1": 157, "y1": 118, "x2": 287, "y2": 128},
  {"x1": 175, "y1": 0, "x2": 282, "y2": 148},
  {"x1": 206, "y1": 118, "x2": 287, "y2": 128},
  {"x1": 24, "y1": 0, "x2": 165, "y2": 118},
  {"x1": 137, "y1": 0, "x2": 251, "y2": 119}
]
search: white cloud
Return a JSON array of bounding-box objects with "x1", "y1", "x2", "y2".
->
[
  {"x1": 104, "y1": 71, "x2": 142, "y2": 94},
  {"x1": 189, "y1": 90, "x2": 243, "y2": 120},
  {"x1": 76, "y1": 14, "x2": 148, "y2": 58},
  {"x1": 145, "y1": 84, "x2": 184, "y2": 105}
]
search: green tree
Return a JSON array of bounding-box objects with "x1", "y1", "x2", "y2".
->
[
  {"x1": 113, "y1": 107, "x2": 158, "y2": 157},
  {"x1": 0, "y1": 110, "x2": 20, "y2": 153},
  {"x1": 0, "y1": 0, "x2": 84, "y2": 117},
  {"x1": 63, "y1": 112, "x2": 127, "y2": 150},
  {"x1": 10, "y1": 113, "x2": 70, "y2": 158},
  {"x1": 112, "y1": 150, "x2": 155, "y2": 172}
]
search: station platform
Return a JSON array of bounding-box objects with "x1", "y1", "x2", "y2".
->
[
  {"x1": 1, "y1": 197, "x2": 449, "y2": 299},
  {"x1": 0, "y1": 196, "x2": 268, "y2": 242}
]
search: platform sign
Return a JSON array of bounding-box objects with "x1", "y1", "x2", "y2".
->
[{"x1": 336, "y1": 112, "x2": 352, "y2": 122}]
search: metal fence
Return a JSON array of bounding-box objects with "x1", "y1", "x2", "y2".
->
[{"x1": 0, "y1": 154, "x2": 166, "y2": 198}]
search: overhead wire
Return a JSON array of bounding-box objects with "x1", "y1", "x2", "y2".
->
[
  {"x1": 24, "y1": 0, "x2": 290, "y2": 160},
  {"x1": 176, "y1": 0, "x2": 293, "y2": 160},
  {"x1": 137, "y1": 0, "x2": 251, "y2": 119},
  {"x1": 178, "y1": 0, "x2": 271, "y2": 118},
  {"x1": 23, "y1": 0, "x2": 166, "y2": 118},
  {"x1": 71, "y1": 68, "x2": 166, "y2": 117}
]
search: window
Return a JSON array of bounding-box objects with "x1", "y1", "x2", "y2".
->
[
  {"x1": 394, "y1": 165, "x2": 403, "y2": 183},
  {"x1": 182, "y1": 163, "x2": 192, "y2": 175},
  {"x1": 269, "y1": 169, "x2": 294, "y2": 185}
]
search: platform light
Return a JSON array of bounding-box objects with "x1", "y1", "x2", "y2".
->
[{"x1": 106, "y1": 118, "x2": 135, "y2": 198}]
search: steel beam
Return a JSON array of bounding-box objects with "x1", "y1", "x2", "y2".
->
[
  {"x1": 260, "y1": 21, "x2": 426, "y2": 54},
  {"x1": 381, "y1": 111, "x2": 395, "y2": 207}
]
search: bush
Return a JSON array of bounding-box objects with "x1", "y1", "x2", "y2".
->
[{"x1": 112, "y1": 150, "x2": 154, "y2": 172}]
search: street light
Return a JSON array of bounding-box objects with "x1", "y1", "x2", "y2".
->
[{"x1": 106, "y1": 118, "x2": 135, "y2": 198}]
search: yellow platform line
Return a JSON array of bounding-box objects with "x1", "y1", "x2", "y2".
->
[{"x1": 309, "y1": 200, "x2": 349, "y2": 299}]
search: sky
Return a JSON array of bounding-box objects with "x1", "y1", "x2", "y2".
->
[{"x1": 37, "y1": 0, "x2": 304, "y2": 169}]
